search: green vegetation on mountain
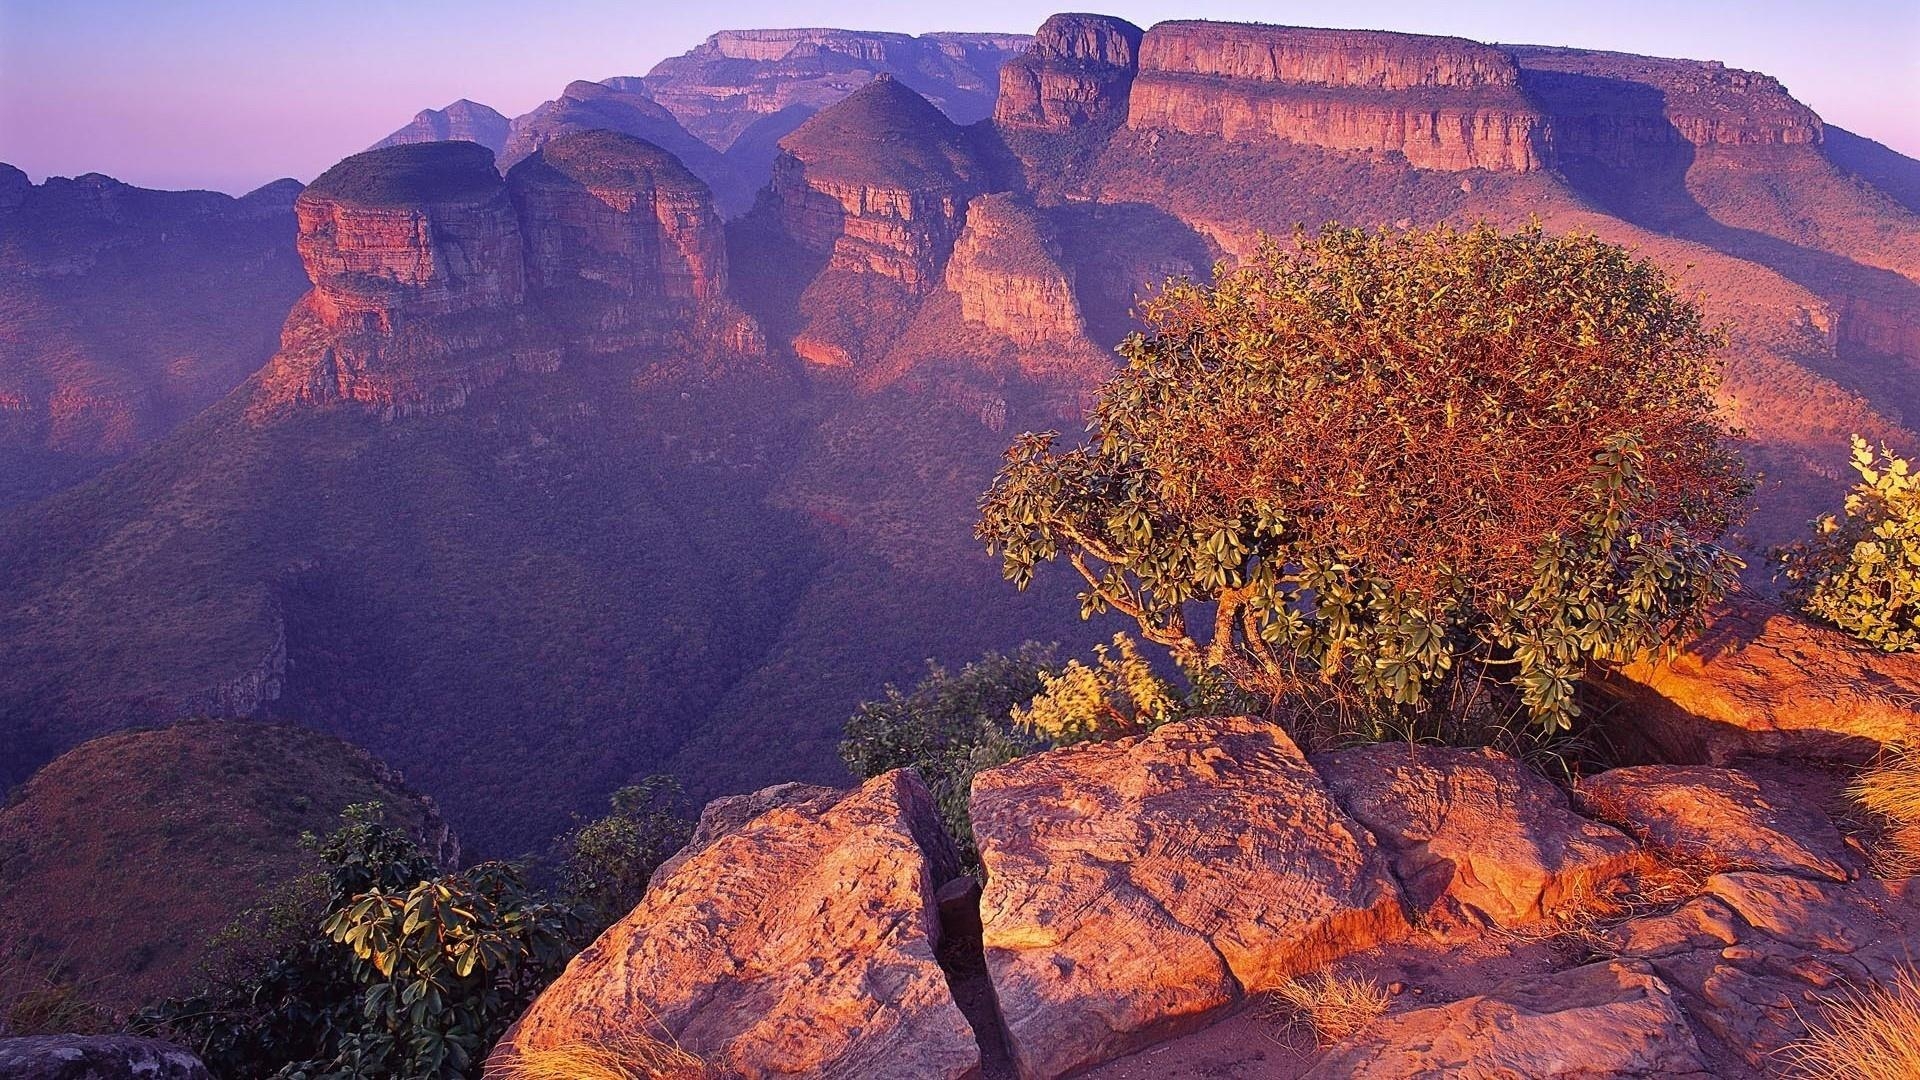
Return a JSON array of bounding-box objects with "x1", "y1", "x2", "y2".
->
[{"x1": 980, "y1": 222, "x2": 1751, "y2": 736}]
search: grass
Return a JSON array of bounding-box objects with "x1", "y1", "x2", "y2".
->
[
  {"x1": 1262, "y1": 970, "x2": 1392, "y2": 1046},
  {"x1": 496, "y1": 1033, "x2": 708, "y2": 1080},
  {"x1": 1786, "y1": 965, "x2": 1920, "y2": 1080},
  {"x1": 1848, "y1": 745, "x2": 1920, "y2": 878}
]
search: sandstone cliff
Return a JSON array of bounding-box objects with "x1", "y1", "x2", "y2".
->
[
  {"x1": 371, "y1": 99, "x2": 511, "y2": 154},
  {"x1": 944, "y1": 193, "x2": 1087, "y2": 348},
  {"x1": 1125, "y1": 21, "x2": 1549, "y2": 172},
  {"x1": 994, "y1": 14, "x2": 1143, "y2": 133}
]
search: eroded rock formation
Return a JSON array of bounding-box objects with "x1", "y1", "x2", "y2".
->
[
  {"x1": 994, "y1": 14, "x2": 1143, "y2": 132},
  {"x1": 1577, "y1": 765, "x2": 1857, "y2": 882},
  {"x1": 491, "y1": 770, "x2": 979, "y2": 1080},
  {"x1": 971, "y1": 715, "x2": 1409, "y2": 1079},
  {"x1": 1126, "y1": 22, "x2": 1549, "y2": 171},
  {"x1": 499, "y1": 79, "x2": 750, "y2": 213},
  {"x1": 943, "y1": 193, "x2": 1087, "y2": 347}
]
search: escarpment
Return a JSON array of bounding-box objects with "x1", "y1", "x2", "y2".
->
[
  {"x1": 499, "y1": 79, "x2": 750, "y2": 213},
  {"x1": 944, "y1": 193, "x2": 1087, "y2": 348},
  {"x1": 372, "y1": 99, "x2": 511, "y2": 154},
  {"x1": 1124, "y1": 22, "x2": 1550, "y2": 172},
  {"x1": 262, "y1": 136, "x2": 759, "y2": 415},
  {"x1": 994, "y1": 13, "x2": 1144, "y2": 132}
]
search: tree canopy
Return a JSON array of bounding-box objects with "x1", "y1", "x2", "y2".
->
[{"x1": 979, "y1": 222, "x2": 1750, "y2": 733}]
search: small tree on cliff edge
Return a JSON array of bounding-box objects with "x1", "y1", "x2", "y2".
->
[{"x1": 979, "y1": 222, "x2": 1751, "y2": 736}]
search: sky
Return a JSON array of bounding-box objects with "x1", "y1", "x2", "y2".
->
[{"x1": 1, "y1": 0, "x2": 1915, "y2": 194}]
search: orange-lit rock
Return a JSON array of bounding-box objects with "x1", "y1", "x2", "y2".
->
[
  {"x1": 1576, "y1": 764, "x2": 1856, "y2": 882},
  {"x1": 1315, "y1": 743, "x2": 1638, "y2": 929},
  {"x1": 994, "y1": 14, "x2": 1143, "y2": 132},
  {"x1": 944, "y1": 193, "x2": 1087, "y2": 347},
  {"x1": 1595, "y1": 598, "x2": 1920, "y2": 765},
  {"x1": 491, "y1": 770, "x2": 979, "y2": 1080},
  {"x1": 1305, "y1": 961, "x2": 1716, "y2": 1078},
  {"x1": 1127, "y1": 22, "x2": 1549, "y2": 172},
  {"x1": 971, "y1": 715, "x2": 1408, "y2": 1079}
]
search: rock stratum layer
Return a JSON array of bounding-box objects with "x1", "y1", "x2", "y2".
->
[
  {"x1": 994, "y1": 14, "x2": 1143, "y2": 132},
  {"x1": 261, "y1": 136, "x2": 758, "y2": 415},
  {"x1": 1125, "y1": 22, "x2": 1549, "y2": 171}
]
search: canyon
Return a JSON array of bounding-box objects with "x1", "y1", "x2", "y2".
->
[{"x1": 1, "y1": 13, "x2": 1916, "y2": 859}]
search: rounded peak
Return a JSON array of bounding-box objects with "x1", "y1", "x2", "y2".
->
[
  {"x1": 241, "y1": 177, "x2": 305, "y2": 205},
  {"x1": 782, "y1": 73, "x2": 956, "y2": 156},
  {"x1": 506, "y1": 129, "x2": 704, "y2": 194},
  {"x1": 304, "y1": 140, "x2": 503, "y2": 208}
]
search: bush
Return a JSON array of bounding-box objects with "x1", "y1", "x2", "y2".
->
[
  {"x1": 840, "y1": 646, "x2": 1056, "y2": 863},
  {"x1": 1778, "y1": 436, "x2": 1920, "y2": 650},
  {"x1": 558, "y1": 778, "x2": 695, "y2": 935},
  {"x1": 136, "y1": 803, "x2": 577, "y2": 1080},
  {"x1": 980, "y1": 222, "x2": 1750, "y2": 735},
  {"x1": 1013, "y1": 633, "x2": 1183, "y2": 745}
]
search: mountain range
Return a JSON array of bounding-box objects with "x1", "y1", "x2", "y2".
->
[{"x1": 2, "y1": 16, "x2": 1917, "y2": 856}]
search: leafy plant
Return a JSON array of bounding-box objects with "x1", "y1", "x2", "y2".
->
[
  {"x1": 1778, "y1": 436, "x2": 1920, "y2": 650},
  {"x1": 1013, "y1": 633, "x2": 1183, "y2": 744},
  {"x1": 558, "y1": 777, "x2": 695, "y2": 935},
  {"x1": 980, "y1": 222, "x2": 1749, "y2": 736},
  {"x1": 840, "y1": 645, "x2": 1056, "y2": 863}
]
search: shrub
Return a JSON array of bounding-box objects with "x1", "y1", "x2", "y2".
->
[
  {"x1": 1013, "y1": 633, "x2": 1183, "y2": 744},
  {"x1": 1786, "y1": 965, "x2": 1920, "y2": 1080},
  {"x1": 559, "y1": 777, "x2": 695, "y2": 934},
  {"x1": 1778, "y1": 436, "x2": 1920, "y2": 650},
  {"x1": 1264, "y1": 970, "x2": 1392, "y2": 1045},
  {"x1": 840, "y1": 645, "x2": 1055, "y2": 863},
  {"x1": 980, "y1": 222, "x2": 1749, "y2": 735}
]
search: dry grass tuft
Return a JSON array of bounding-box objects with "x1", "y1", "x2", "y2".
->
[
  {"x1": 1848, "y1": 747, "x2": 1920, "y2": 878},
  {"x1": 1786, "y1": 965, "x2": 1920, "y2": 1080},
  {"x1": 1263, "y1": 970, "x2": 1392, "y2": 1045},
  {"x1": 496, "y1": 1032, "x2": 709, "y2": 1080}
]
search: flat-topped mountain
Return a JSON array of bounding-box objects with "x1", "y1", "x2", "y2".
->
[{"x1": 0, "y1": 166, "x2": 307, "y2": 509}]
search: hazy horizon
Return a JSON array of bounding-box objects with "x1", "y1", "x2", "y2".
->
[{"x1": 2, "y1": 0, "x2": 1917, "y2": 195}]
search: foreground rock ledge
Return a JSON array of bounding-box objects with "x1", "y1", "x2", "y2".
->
[
  {"x1": 0, "y1": 1035, "x2": 212, "y2": 1080},
  {"x1": 1304, "y1": 961, "x2": 1717, "y2": 1078},
  {"x1": 971, "y1": 715, "x2": 1409, "y2": 1080},
  {"x1": 1598, "y1": 597, "x2": 1920, "y2": 764},
  {"x1": 490, "y1": 770, "x2": 979, "y2": 1080}
]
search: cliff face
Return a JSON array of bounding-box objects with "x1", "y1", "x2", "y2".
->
[
  {"x1": 994, "y1": 14, "x2": 1143, "y2": 132},
  {"x1": 371, "y1": 99, "x2": 511, "y2": 154},
  {"x1": 263, "y1": 136, "x2": 761, "y2": 415},
  {"x1": 0, "y1": 166, "x2": 306, "y2": 506},
  {"x1": 266, "y1": 142, "x2": 539, "y2": 415},
  {"x1": 499, "y1": 79, "x2": 751, "y2": 214},
  {"x1": 508, "y1": 130, "x2": 759, "y2": 354},
  {"x1": 944, "y1": 193, "x2": 1087, "y2": 347},
  {"x1": 1125, "y1": 22, "x2": 1549, "y2": 172},
  {"x1": 772, "y1": 75, "x2": 990, "y2": 293}
]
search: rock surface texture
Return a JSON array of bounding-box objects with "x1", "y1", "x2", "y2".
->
[
  {"x1": 1315, "y1": 743, "x2": 1638, "y2": 929},
  {"x1": 971, "y1": 715, "x2": 1409, "y2": 1079},
  {"x1": 1576, "y1": 764, "x2": 1856, "y2": 882},
  {"x1": 492, "y1": 769, "x2": 980, "y2": 1080},
  {"x1": 944, "y1": 193, "x2": 1088, "y2": 348},
  {"x1": 1304, "y1": 961, "x2": 1717, "y2": 1078},
  {"x1": 0, "y1": 1036, "x2": 213, "y2": 1080},
  {"x1": 1126, "y1": 22, "x2": 1549, "y2": 171},
  {"x1": 1598, "y1": 598, "x2": 1920, "y2": 765}
]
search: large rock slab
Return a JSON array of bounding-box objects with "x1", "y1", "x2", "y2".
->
[
  {"x1": 1596, "y1": 598, "x2": 1920, "y2": 764},
  {"x1": 1315, "y1": 744, "x2": 1637, "y2": 929},
  {"x1": 972, "y1": 716, "x2": 1409, "y2": 1080},
  {"x1": 0, "y1": 1036, "x2": 211, "y2": 1079},
  {"x1": 1576, "y1": 764, "x2": 1855, "y2": 882},
  {"x1": 491, "y1": 769, "x2": 979, "y2": 1080},
  {"x1": 1304, "y1": 961, "x2": 1716, "y2": 1078}
]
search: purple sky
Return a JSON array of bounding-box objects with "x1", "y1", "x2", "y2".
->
[{"x1": 2, "y1": 0, "x2": 1916, "y2": 194}]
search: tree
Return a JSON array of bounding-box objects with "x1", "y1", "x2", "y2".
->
[
  {"x1": 979, "y1": 223, "x2": 1749, "y2": 735},
  {"x1": 1778, "y1": 435, "x2": 1920, "y2": 650},
  {"x1": 558, "y1": 777, "x2": 694, "y2": 934}
]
